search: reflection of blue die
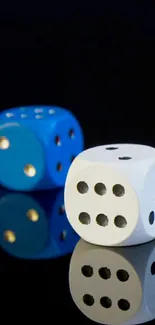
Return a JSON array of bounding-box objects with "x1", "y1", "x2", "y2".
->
[
  {"x1": 31, "y1": 188, "x2": 79, "y2": 260},
  {"x1": 0, "y1": 191, "x2": 48, "y2": 258},
  {"x1": 0, "y1": 106, "x2": 84, "y2": 191},
  {"x1": 0, "y1": 188, "x2": 79, "y2": 259}
]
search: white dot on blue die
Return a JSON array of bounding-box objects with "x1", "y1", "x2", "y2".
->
[
  {"x1": 34, "y1": 108, "x2": 43, "y2": 113},
  {"x1": 48, "y1": 109, "x2": 55, "y2": 114},
  {"x1": 6, "y1": 112, "x2": 14, "y2": 118},
  {"x1": 35, "y1": 115, "x2": 43, "y2": 119}
]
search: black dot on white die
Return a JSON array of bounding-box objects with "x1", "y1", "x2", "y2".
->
[
  {"x1": 83, "y1": 294, "x2": 94, "y2": 306},
  {"x1": 100, "y1": 297, "x2": 112, "y2": 308},
  {"x1": 119, "y1": 156, "x2": 132, "y2": 160},
  {"x1": 114, "y1": 215, "x2": 127, "y2": 228},
  {"x1": 94, "y1": 183, "x2": 106, "y2": 195},
  {"x1": 79, "y1": 212, "x2": 91, "y2": 225},
  {"x1": 81, "y1": 265, "x2": 93, "y2": 277},
  {"x1": 149, "y1": 211, "x2": 154, "y2": 225},
  {"x1": 118, "y1": 299, "x2": 130, "y2": 311},
  {"x1": 98, "y1": 267, "x2": 111, "y2": 279},
  {"x1": 77, "y1": 181, "x2": 89, "y2": 194},
  {"x1": 117, "y1": 269, "x2": 129, "y2": 282},
  {"x1": 106, "y1": 146, "x2": 118, "y2": 150},
  {"x1": 151, "y1": 262, "x2": 155, "y2": 275},
  {"x1": 96, "y1": 214, "x2": 109, "y2": 227},
  {"x1": 113, "y1": 184, "x2": 125, "y2": 197}
]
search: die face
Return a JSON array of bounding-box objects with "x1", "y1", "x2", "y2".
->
[
  {"x1": 0, "y1": 193, "x2": 48, "y2": 258},
  {"x1": 65, "y1": 144, "x2": 155, "y2": 196},
  {"x1": 140, "y1": 163, "x2": 155, "y2": 238},
  {"x1": 0, "y1": 106, "x2": 84, "y2": 190},
  {"x1": 69, "y1": 239, "x2": 142, "y2": 325},
  {"x1": 46, "y1": 112, "x2": 84, "y2": 187},
  {"x1": 0, "y1": 105, "x2": 64, "y2": 121},
  {"x1": 79, "y1": 144, "x2": 155, "y2": 165},
  {"x1": 65, "y1": 164, "x2": 139, "y2": 246},
  {"x1": 0, "y1": 123, "x2": 45, "y2": 191}
]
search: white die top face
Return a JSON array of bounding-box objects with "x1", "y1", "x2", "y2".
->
[
  {"x1": 65, "y1": 163, "x2": 139, "y2": 246},
  {"x1": 79, "y1": 144, "x2": 155, "y2": 164},
  {"x1": 69, "y1": 239, "x2": 142, "y2": 325}
]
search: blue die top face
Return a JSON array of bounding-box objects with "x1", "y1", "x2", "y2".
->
[
  {"x1": 0, "y1": 105, "x2": 66, "y2": 121},
  {"x1": 0, "y1": 106, "x2": 84, "y2": 190}
]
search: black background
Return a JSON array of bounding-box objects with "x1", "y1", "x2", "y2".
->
[{"x1": 0, "y1": 2, "x2": 155, "y2": 324}]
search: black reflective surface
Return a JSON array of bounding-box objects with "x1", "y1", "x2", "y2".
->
[
  {"x1": 0, "y1": 188, "x2": 155, "y2": 325},
  {"x1": 0, "y1": 188, "x2": 79, "y2": 259},
  {"x1": 69, "y1": 240, "x2": 155, "y2": 325}
]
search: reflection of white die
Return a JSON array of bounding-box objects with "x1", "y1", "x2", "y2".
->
[
  {"x1": 69, "y1": 239, "x2": 155, "y2": 325},
  {"x1": 65, "y1": 144, "x2": 155, "y2": 246}
]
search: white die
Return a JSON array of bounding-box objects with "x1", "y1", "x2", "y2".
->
[
  {"x1": 69, "y1": 239, "x2": 155, "y2": 325},
  {"x1": 64, "y1": 144, "x2": 155, "y2": 246}
]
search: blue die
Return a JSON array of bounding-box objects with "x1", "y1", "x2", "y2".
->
[
  {"x1": 0, "y1": 106, "x2": 84, "y2": 191},
  {"x1": 0, "y1": 188, "x2": 79, "y2": 259}
]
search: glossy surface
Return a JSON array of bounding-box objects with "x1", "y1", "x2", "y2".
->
[
  {"x1": 69, "y1": 239, "x2": 155, "y2": 325},
  {"x1": 0, "y1": 188, "x2": 79, "y2": 259},
  {"x1": 1, "y1": 232, "x2": 155, "y2": 325}
]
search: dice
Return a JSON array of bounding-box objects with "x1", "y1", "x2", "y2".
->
[
  {"x1": 65, "y1": 143, "x2": 155, "y2": 246},
  {"x1": 0, "y1": 106, "x2": 84, "y2": 191},
  {"x1": 0, "y1": 188, "x2": 79, "y2": 259},
  {"x1": 69, "y1": 239, "x2": 155, "y2": 325}
]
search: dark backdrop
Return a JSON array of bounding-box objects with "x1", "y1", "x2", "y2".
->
[
  {"x1": 0, "y1": 1, "x2": 155, "y2": 149},
  {"x1": 0, "y1": 2, "x2": 155, "y2": 324}
]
